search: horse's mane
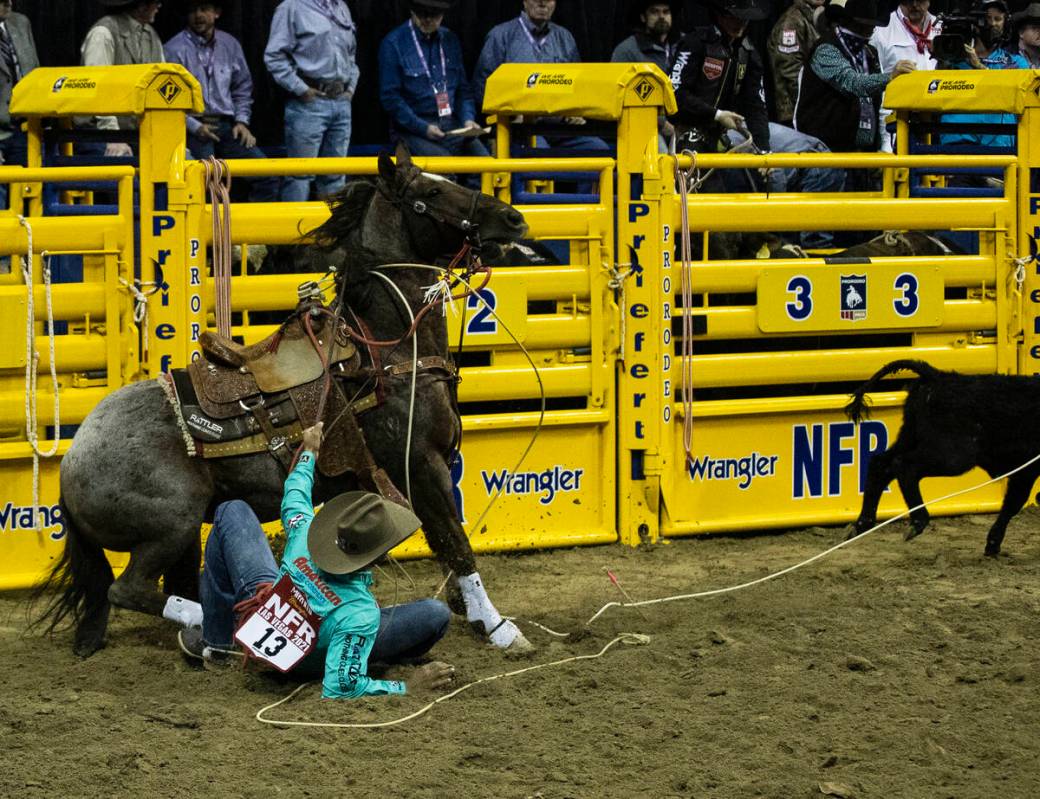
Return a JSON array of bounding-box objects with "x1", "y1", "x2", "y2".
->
[{"x1": 309, "y1": 179, "x2": 379, "y2": 250}]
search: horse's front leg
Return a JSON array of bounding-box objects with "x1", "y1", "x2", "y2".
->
[{"x1": 408, "y1": 454, "x2": 533, "y2": 651}]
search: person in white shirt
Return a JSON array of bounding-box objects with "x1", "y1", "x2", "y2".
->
[{"x1": 871, "y1": 0, "x2": 938, "y2": 151}]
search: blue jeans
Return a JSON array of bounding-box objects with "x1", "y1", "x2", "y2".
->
[
  {"x1": 189, "y1": 119, "x2": 280, "y2": 202},
  {"x1": 201, "y1": 500, "x2": 451, "y2": 666},
  {"x1": 398, "y1": 128, "x2": 489, "y2": 189},
  {"x1": 281, "y1": 95, "x2": 352, "y2": 201},
  {"x1": 727, "y1": 123, "x2": 845, "y2": 249}
]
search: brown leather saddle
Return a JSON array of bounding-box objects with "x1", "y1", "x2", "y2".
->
[{"x1": 167, "y1": 301, "x2": 404, "y2": 503}]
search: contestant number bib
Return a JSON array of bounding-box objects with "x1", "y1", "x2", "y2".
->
[{"x1": 234, "y1": 574, "x2": 321, "y2": 672}]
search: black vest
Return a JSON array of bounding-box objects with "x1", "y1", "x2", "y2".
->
[{"x1": 795, "y1": 31, "x2": 882, "y2": 152}]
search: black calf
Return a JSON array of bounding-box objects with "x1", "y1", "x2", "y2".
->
[{"x1": 846, "y1": 359, "x2": 1040, "y2": 556}]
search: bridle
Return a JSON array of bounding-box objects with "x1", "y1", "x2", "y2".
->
[{"x1": 378, "y1": 167, "x2": 485, "y2": 254}]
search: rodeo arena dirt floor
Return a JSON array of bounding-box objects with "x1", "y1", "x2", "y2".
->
[{"x1": 3, "y1": 509, "x2": 1040, "y2": 799}]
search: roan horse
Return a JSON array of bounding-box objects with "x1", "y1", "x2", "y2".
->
[{"x1": 39, "y1": 146, "x2": 532, "y2": 656}]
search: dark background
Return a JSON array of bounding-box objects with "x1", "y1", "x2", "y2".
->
[{"x1": 20, "y1": 0, "x2": 975, "y2": 148}]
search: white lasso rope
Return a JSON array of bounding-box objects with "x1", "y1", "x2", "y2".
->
[
  {"x1": 254, "y1": 633, "x2": 649, "y2": 730},
  {"x1": 19, "y1": 216, "x2": 61, "y2": 530}
]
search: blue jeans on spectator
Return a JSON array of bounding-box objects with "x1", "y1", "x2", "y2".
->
[
  {"x1": 535, "y1": 133, "x2": 610, "y2": 196},
  {"x1": 727, "y1": 123, "x2": 844, "y2": 249},
  {"x1": 200, "y1": 500, "x2": 450, "y2": 666},
  {"x1": 189, "y1": 118, "x2": 280, "y2": 202},
  {"x1": 0, "y1": 128, "x2": 27, "y2": 211},
  {"x1": 397, "y1": 127, "x2": 490, "y2": 189},
  {"x1": 281, "y1": 95, "x2": 352, "y2": 202}
]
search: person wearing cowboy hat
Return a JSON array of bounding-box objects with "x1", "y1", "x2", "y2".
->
[
  {"x1": 179, "y1": 422, "x2": 455, "y2": 698},
  {"x1": 163, "y1": 1, "x2": 278, "y2": 201},
  {"x1": 794, "y1": 0, "x2": 915, "y2": 161},
  {"x1": 80, "y1": 1, "x2": 164, "y2": 157},
  {"x1": 1013, "y1": 2, "x2": 1040, "y2": 67},
  {"x1": 378, "y1": 0, "x2": 489, "y2": 173},
  {"x1": 668, "y1": 0, "x2": 772, "y2": 159}
]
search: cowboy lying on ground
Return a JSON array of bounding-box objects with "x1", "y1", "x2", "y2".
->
[{"x1": 179, "y1": 422, "x2": 456, "y2": 698}]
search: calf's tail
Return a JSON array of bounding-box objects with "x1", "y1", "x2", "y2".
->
[{"x1": 845, "y1": 359, "x2": 939, "y2": 423}]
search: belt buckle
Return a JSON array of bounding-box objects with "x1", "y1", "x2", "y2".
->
[{"x1": 322, "y1": 80, "x2": 345, "y2": 99}]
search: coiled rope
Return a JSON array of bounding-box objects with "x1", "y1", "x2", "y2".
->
[{"x1": 18, "y1": 216, "x2": 60, "y2": 530}]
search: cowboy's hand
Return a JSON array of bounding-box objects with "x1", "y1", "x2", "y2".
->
[
  {"x1": 408, "y1": 661, "x2": 456, "y2": 694},
  {"x1": 104, "y1": 142, "x2": 133, "y2": 158},
  {"x1": 426, "y1": 123, "x2": 447, "y2": 140},
  {"x1": 891, "y1": 59, "x2": 916, "y2": 77},
  {"x1": 302, "y1": 421, "x2": 323, "y2": 454},
  {"x1": 300, "y1": 87, "x2": 325, "y2": 103},
  {"x1": 715, "y1": 110, "x2": 745, "y2": 132},
  {"x1": 195, "y1": 123, "x2": 221, "y2": 143},
  {"x1": 232, "y1": 122, "x2": 256, "y2": 148}
]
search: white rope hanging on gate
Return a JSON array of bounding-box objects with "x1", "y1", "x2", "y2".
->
[
  {"x1": 19, "y1": 216, "x2": 61, "y2": 530},
  {"x1": 204, "y1": 157, "x2": 233, "y2": 338}
]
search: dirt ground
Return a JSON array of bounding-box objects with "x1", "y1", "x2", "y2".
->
[{"x1": 2, "y1": 509, "x2": 1039, "y2": 799}]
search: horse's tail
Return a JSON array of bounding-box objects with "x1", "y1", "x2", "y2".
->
[
  {"x1": 29, "y1": 496, "x2": 113, "y2": 640},
  {"x1": 845, "y1": 359, "x2": 939, "y2": 423}
]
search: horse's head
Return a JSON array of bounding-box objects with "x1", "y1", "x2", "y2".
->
[{"x1": 376, "y1": 143, "x2": 528, "y2": 262}]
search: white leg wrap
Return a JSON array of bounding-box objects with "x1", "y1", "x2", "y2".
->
[
  {"x1": 457, "y1": 572, "x2": 532, "y2": 650},
  {"x1": 162, "y1": 595, "x2": 203, "y2": 629}
]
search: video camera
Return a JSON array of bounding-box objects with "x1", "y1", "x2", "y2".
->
[{"x1": 930, "y1": 0, "x2": 980, "y2": 63}]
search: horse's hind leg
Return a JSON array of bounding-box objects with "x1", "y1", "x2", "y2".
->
[{"x1": 108, "y1": 533, "x2": 201, "y2": 622}]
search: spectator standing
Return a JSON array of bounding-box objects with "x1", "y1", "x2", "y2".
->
[
  {"x1": 768, "y1": 0, "x2": 825, "y2": 126},
  {"x1": 81, "y1": 0, "x2": 164, "y2": 157},
  {"x1": 378, "y1": 0, "x2": 488, "y2": 162},
  {"x1": 795, "y1": 0, "x2": 915, "y2": 158},
  {"x1": 265, "y1": 0, "x2": 359, "y2": 202},
  {"x1": 164, "y1": 0, "x2": 278, "y2": 201},
  {"x1": 611, "y1": 1, "x2": 680, "y2": 149},
  {"x1": 870, "y1": 0, "x2": 937, "y2": 151},
  {"x1": 0, "y1": 0, "x2": 38, "y2": 209},
  {"x1": 1013, "y1": 3, "x2": 1040, "y2": 67}
]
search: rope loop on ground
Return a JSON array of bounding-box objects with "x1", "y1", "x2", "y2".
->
[{"x1": 254, "y1": 632, "x2": 649, "y2": 730}]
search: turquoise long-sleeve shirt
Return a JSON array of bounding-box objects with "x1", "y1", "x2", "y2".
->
[{"x1": 280, "y1": 452, "x2": 405, "y2": 699}]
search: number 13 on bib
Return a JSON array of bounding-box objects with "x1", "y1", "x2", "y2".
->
[{"x1": 234, "y1": 574, "x2": 321, "y2": 672}]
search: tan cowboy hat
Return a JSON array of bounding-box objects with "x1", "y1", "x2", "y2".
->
[{"x1": 308, "y1": 491, "x2": 421, "y2": 575}]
